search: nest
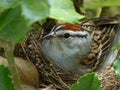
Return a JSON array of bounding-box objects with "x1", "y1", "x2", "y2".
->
[
  {"x1": 14, "y1": 22, "x2": 79, "y2": 90},
  {"x1": 14, "y1": 19, "x2": 120, "y2": 90}
]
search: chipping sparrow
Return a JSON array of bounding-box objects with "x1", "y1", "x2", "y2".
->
[{"x1": 41, "y1": 16, "x2": 120, "y2": 74}]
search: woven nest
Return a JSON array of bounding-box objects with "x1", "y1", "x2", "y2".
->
[
  {"x1": 14, "y1": 20, "x2": 120, "y2": 90},
  {"x1": 14, "y1": 22, "x2": 79, "y2": 90}
]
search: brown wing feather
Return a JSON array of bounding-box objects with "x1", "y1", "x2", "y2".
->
[
  {"x1": 92, "y1": 25, "x2": 117, "y2": 70},
  {"x1": 81, "y1": 20, "x2": 118, "y2": 71}
]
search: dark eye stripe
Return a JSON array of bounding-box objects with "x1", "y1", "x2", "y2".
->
[
  {"x1": 57, "y1": 34, "x2": 88, "y2": 38},
  {"x1": 75, "y1": 34, "x2": 88, "y2": 38}
]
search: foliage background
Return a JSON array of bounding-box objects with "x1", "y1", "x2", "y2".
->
[{"x1": 0, "y1": 0, "x2": 120, "y2": 90}]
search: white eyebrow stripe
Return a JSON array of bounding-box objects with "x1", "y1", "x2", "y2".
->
[{"x1": 51, "y1": 25, "x2": 65, "y2": 32}]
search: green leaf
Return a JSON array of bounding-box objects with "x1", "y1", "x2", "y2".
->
[
  {"x1": 0, "y1": 0, "x2": 19, "y2": 12},
  {"x1": 0, "y1": 6, "x2": 29, "y2": 42},
  {"x1": 113, "y1": 58, "x2": 120, "y2": 77},
  {"x1": 0, "y1": 65, "x2": 15, "y2": 90},
  {"x1": 84, "y1": 0, "x2": 120, "y2": 9},
  {"x1": 70, "y1": 72, "x2": 101, "y2": 90},
  {"x1": 112, "y1": 44, "x2": 120, "y2": 51},
  {"x1": 21, "y1": 0, "x2": 50, "y2": 25},
  {"x1": 49, "y1": 0, "x2": 84, "y2": 23}
]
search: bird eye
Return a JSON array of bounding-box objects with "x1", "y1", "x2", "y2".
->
[{"x1": 63, "y1": 33, "x2": 70, "y2": 38}]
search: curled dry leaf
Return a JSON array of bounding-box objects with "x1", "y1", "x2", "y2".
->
[
  {"x1": 22, "y1": 84, "x2": 56, "y2": 90},
  {"x1": 15, "y1": 57, "x2": 39, "y2": 86},
  {"x1": 41, "y1": 85, "x2": 56, "y2": 90},
  {"x1": 0, "y1": 56, "x2": 39, "y2": 86},
  {"x1": 22, "y1": 84, "x2": 40, "y2": 90}
]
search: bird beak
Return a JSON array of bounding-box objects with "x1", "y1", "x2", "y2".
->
[{"x1": 43, "y1": 32, "x2": 55, "y2": 39}]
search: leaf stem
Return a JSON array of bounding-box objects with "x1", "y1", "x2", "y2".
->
[{"x1": 0, "y1": 41, "x2": 22, "y2": 90}]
